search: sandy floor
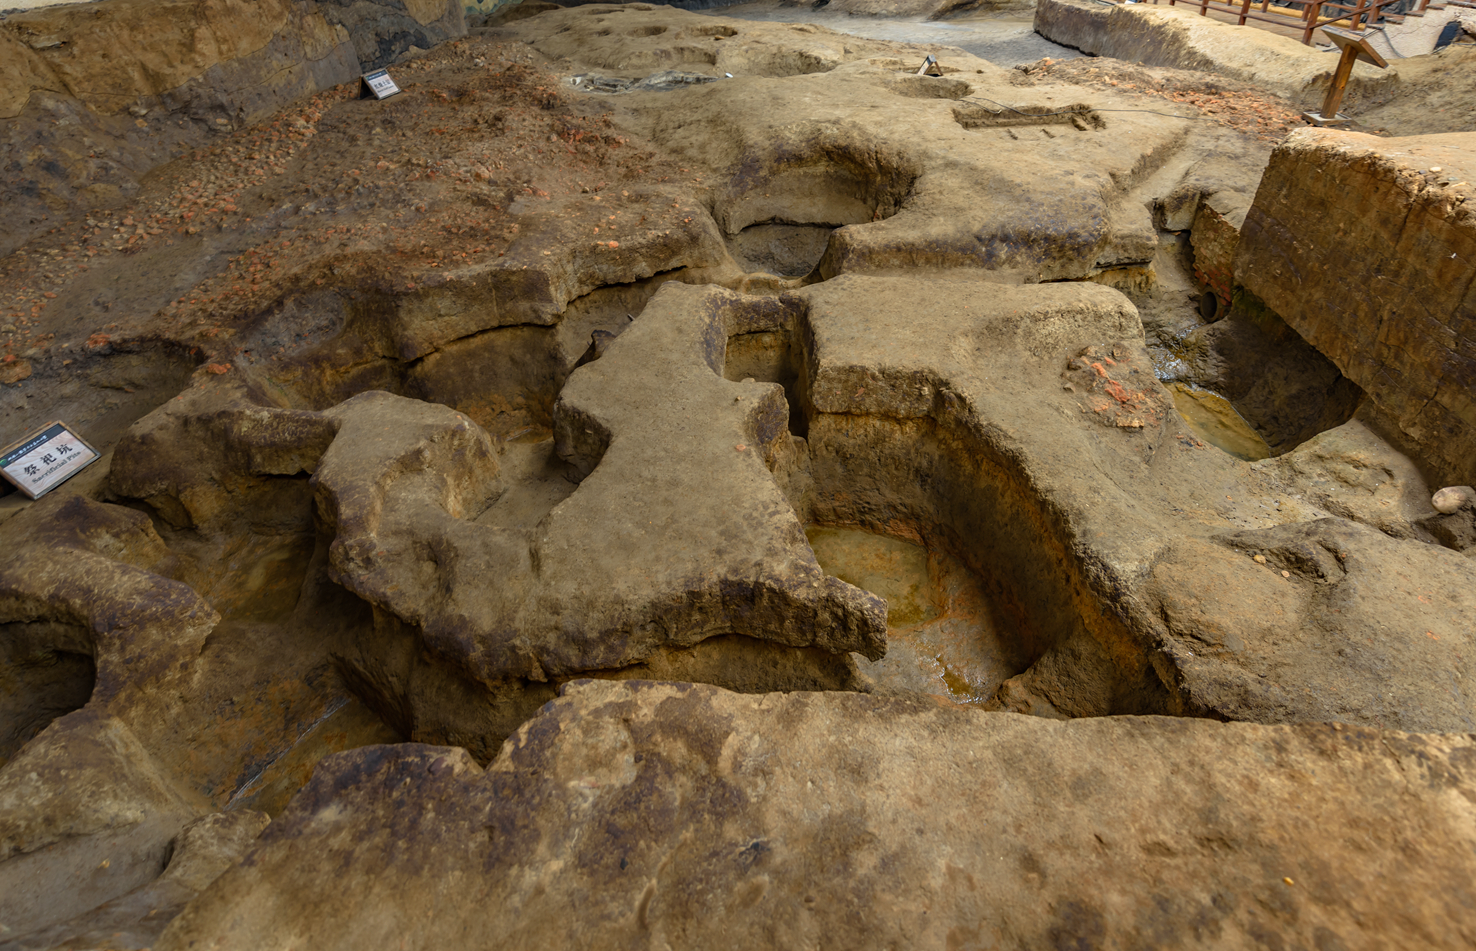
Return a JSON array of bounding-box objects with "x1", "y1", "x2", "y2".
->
[{"x1": 710, "y1": 2, "x2": 1083, "y2": 65}]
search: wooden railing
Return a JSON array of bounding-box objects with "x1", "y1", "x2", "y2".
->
[{"x1": 1148, "y1": 0, "x2": 1423, "y2": 43}]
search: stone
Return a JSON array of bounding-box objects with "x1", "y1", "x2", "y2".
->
[
  {"x1": 1433, "y1": 485, "x2": 1476, "y2": 514},
  {"x1": 158, "y1": 679, "x2": 1476, "y2": 951},
  {"x1": 0, "y1": 360, "x2": 31, "y2": 386},
  {"x1": 1421, "y1": 506, "x2": 1476, "y2": 554}
]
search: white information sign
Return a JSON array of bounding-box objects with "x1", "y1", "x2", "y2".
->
[
  {"x1": 0, "y1": 421, "x2": 99, "y2": 500},
  {"x1": 361, "y1": 69, "x2": 402, "y2": 100}
]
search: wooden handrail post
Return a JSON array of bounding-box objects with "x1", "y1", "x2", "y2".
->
[
  {"x1": 1351, "y1": 0, "x2": 1366, "y2": 29},
  {"x1": 1318, "y1": 42, "x2": 1359, "y2": 118},
  {"x1": 1303, "y1": 0, "x2": 1320, "y2": 43},
  {"x1": 1239, "y1": 0, "x2": 1253, "y2": 23},
  {"x1": 1200, "y1": 0, "x2": 1209, "y2": 16}
]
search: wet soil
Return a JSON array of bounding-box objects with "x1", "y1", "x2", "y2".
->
[
  {"x1": 1169, "y1": 382, "x2": 1271, "y2": 461},
  {"x1": 806, "y1": 525, "x2": 1028, "y2": 703}
]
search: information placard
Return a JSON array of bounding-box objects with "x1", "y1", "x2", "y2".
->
[
  {"x1": 360, "y1": 69, "x2": 402, "y2": 100},
  {"x1": 0, "y1": 421, "x2": 99, "y2": 500}
]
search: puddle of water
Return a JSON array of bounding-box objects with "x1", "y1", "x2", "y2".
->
[
  {"x1": 1169, "y1": 382, "x2": 1271, "y2": 462},
  {"x1": 806, "y1": 526, "x2": 937, "y2": 626},
  {"x1": 805, "y1": 525, "x2": 1026, "y2": 704}
]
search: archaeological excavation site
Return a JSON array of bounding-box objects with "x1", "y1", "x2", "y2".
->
[{"x1": 0, "y1": 0, "x2": 1474, "y2": 941}]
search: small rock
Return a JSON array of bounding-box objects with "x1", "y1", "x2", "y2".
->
[
  {"x1": 1432, "y1": 486, "x2": 1475, "y2": 514},
  {"x1": 1253, "y1": 554, "x2": 1266, "y2": 564}
]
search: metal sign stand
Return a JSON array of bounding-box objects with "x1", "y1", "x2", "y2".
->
[{"x1": 1304, "y1": 26, "x2": 1389, "y2": 126}]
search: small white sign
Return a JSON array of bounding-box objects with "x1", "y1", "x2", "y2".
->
[
  {"x1": 361, "y1": 69, "x2": 402, "y2": 100},
  {"x1": 1, "y1": 421, "x2": 99, "y2": 500}
]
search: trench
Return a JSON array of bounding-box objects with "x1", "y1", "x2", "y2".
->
[
  {"x1": 133, "y1": 528, "x2": 405, "y2": 813},
  {"x1": 717, "y1": 304, "x2": 1163, "y2": 716},
  {"x1": 19, "y1": 64, "x2": 1352, "y2": 798},
  {"x1": 805, "y1": 526, "x2": 1027, "y2": 704},
  {"x1": 1132, "y1": 229, "x2": 1363, "y2": 462},
  {"x1": 242, "y1": 149, "x2": 1179, "y2": 722},
  {"x1": 252, "y1": 269, "x2": 698, "y2": 442}
]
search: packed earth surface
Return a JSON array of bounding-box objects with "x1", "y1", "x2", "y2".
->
[{"x1": 1, "y1": 0, "x2": 1475, "y2": 947}]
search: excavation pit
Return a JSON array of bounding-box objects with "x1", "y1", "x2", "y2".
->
[
  {"x1": 0, "y1": 621, "x2": 96, "y2": 768},
  {"x1": 723, "y1": 326, "x2": 807, "y2": 437},
  {"x1": 714, "y1": 151, "x2": 918, "y2": 280},
  {"x1": 806, "y1": 525, "x2": 1029, "y2": 705},
  {"x1": 1168, "y1": 382, "x2": 1271, "y2": 461},
  {"x1": 727, "y1": 222, "x2": 834, "y2": 279}
]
